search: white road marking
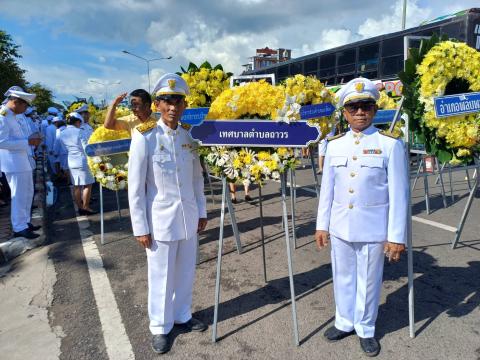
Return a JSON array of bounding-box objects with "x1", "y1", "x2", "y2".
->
[
  {"x1": 411, "y1": 216, "x2": 457, "y2": 233},
  {"x1": 273, "y1": 179, "x2": 318, "y2": 195},
  {"x1": 72, "y1": 190, "x2": 135, "y2": 360}
]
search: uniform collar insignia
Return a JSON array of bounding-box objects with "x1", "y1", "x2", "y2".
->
[
  {"x1": 180, "y1": 123, "x2": 191, "y2": 130},
  {"x1": 363, "y1": 149, "x2": 382, "y2": 154},
  {"x1": 353, "y1": 132, "x2": 364, "y2": 139}
]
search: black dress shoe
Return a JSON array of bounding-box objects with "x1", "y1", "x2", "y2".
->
[
  {"x1": 244, "y1": 195, "x2": 253, "y2": 202},
  {"x1": 177, "y1": 317, "x2": 207, "y2": 332},
  {"x1": 13, "y1": 229, "x2": 40, "y2": 239},
  {"x1": 323, "y1": 326, "x2": 355, "y2": 342},
  {"x1": 359, "y1": 337, "x2": 380, "y2": 357},
  {"x1": 151, "y1": 334, "x2": 171, "y2": 354},
  {"x1": 230, "y1": 197, "x2": 237, "y2": 204},
  {"x1": 28, "y1": 223, "x2": 41, "y2": 231}
]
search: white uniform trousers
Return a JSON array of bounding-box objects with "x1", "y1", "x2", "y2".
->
[
  {"x1": 5, "y1": 171, "x2": 33, "y2": 232},
  {"x1": 147, "y1": 236, "x2": 197, "y2": 335},
  {"x1": 331, "y1": 236, "x2": 385, "y2": 338}
]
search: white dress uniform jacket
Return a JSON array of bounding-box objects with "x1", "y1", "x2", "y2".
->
[
  {"x1": 17, "y1": 114, "x2": 36, "y2": 170},
  {"x1": 316, "y1": 125, "x2": 408, "y2": 244},
  {"x1": 128, "y1": 119, "x2": 207, "y2": 242},
  {"x1": 0, "y1": 106, "x2": 33, "y2": 173}
]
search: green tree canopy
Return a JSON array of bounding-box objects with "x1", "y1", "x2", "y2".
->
[
  {"x1": 28, "y1": 83, "x2": 54, "y2": 114},
  {"x1": 0, "y1": 30, "x2": 27, "y2": 95}
]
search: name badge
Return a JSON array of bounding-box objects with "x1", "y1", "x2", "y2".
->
[{"x1": 153, "y1": 154, "x2": 171, "y2": 162}]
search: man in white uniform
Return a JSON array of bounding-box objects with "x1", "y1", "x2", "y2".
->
[
  {"x1": 128, "y1": 73, "x2": 208, "y2": 354},
  {"x1": 315, "y1": 78, "x2": 409, "y2": 357},
  {"x1": 53, "y1": 116, "x2": 69, "y2": 180},
  {"x1": 42, "y1": 107, "x2": 58, "y2": 137},
  {"x1": 45, "y1": 112, "x2": 59, "y2": 175},
  {"x1": 0, "y1": 87, "x2": 42, "y2": 239}
]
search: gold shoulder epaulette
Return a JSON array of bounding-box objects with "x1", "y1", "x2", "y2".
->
[
  {"x1": 0, "y1": 108, "x2": 7, "y2": 116},
  {"x1": 180, "y1": 123, "x2": 191, "y2": 131},
  {"x1": 327, "y1": 132, "x2": 345, "y2": 141},
  {"x1": 379, "y1": 130, "x2": 400, "y2": 139},
  {"x1": 135, "y1": 120, "x2": 157, "y2": 134}
]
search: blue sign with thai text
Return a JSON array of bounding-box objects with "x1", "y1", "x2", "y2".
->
[
  {"x1": 181, "y1": 107, "x2": 210, "y2": 125},
  {"x1": 190, "y1": 120, "x2": 321, "y2": 148},
  {"x1": 85, "y1": 139, "x2": 131, "y2": 157},
  {"x1": 434, "y1": 92, "x2": 480, "y2": 118},
  {"x1": 373, "y1": 110, "x2": 396, "y2": 124},
  {"x1": 299, "y1": 103, "x2": 335, "y2": 119},
  {"x1": 178, "y1": 103, "x2": 336, "y2": 126}
]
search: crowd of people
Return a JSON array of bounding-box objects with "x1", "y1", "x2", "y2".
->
[{"x1": 0, "y1": 86, "x2": 99, "y2": 239}]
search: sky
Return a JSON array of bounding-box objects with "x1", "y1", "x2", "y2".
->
[{"x1": 1, "y1": 0, "x2": 479, "y2": 104}]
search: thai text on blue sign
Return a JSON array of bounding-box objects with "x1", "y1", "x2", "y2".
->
[
  {"x1": 181, "y1": 107, "x2": 210, "y2": 125},
  {"x1": 299, "y1": 103, "x2": 335, "y2": 119},
  {"x1": 85, "y1": 139, "x2": 131, "y2": 157},
  {"x1": 373, "y1": 110, "x2": 396, "y2": 124},
  {"x1": 434, "y1": 92, "x2": 480, "y2": 118},
  {"x1": 189, "y1": 120, "x2": 321, "y2": 148}
]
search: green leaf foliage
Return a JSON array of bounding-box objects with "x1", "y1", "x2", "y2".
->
[
  {"x1": 187, "y1": 62, "x2": 199, "y2": 72},
  {"x1": 200, "y1": 61, "x2": 212, "y2": 69}
]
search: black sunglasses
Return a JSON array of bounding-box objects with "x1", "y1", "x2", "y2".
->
[{"x1": 344, "y1": 102, "x2": 376, "y2": 114}]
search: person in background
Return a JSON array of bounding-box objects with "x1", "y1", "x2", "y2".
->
[
  {"x1": 55, "y1": 112, "x2": 96, "y2": 215},
  {"x1": 0, "y1": 87, "x2": 42, "y2": 239},
  {"x1": 53, "y1": 116, "x2": 69, "y2": 183},
  {"x1": 229, "y1": 183, "x2": 252, "y2": 203},
  {"x1": 76, "y1": 103, "x2": 93, "y2": 141},
  {"x1": 45, "y1": 112, "x2": 59, "y2": 175},
  {"x1": 104, "y1": 89, "x2": 157, "y2": 136},
  {"x1": 42, "y1": 107, "x2": 58, "y2": 137}
]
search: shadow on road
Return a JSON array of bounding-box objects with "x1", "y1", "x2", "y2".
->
[{"x1": 378, "y1": 250, "x2": 480, "y2": 339}]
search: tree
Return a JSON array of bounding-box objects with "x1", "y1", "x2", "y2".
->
[
  {"x1": 28, "y1": 83, "x2": 54, "y2": 114},
  {"x1": 0, "y1": 30, "x2": 27, "y2": 95}
]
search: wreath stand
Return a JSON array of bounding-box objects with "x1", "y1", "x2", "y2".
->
[
  {"x1": 99, "y1": 183, "x2": 123, "y2": 245},
  {"x1": 212, "y1": 170, "x2": 300, "y2": 345}
]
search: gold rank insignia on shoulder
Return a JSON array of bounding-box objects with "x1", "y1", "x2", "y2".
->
[
  {"x1": 180, "y1": 123, "x2": 191, "y2": 131},
  {"x1": 135, "y1": 120, "x2": 157, "y2": 134},
  {"x1": 379, "y1": 130, "x2": 400, "y2": 139},
  {"x1": 327, "y1": 132, "x2": 345, "y2": 141},
  {"x1": 0, "y1": 108, "x2": 7, "y2": 116},
  {"x1": 363, "y1": 149, "x2": 382, "y2": 154}
]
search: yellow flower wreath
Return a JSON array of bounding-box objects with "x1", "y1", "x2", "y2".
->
[{"x1": 416, "y1": 41, "x2": 480, "y2": 160}]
